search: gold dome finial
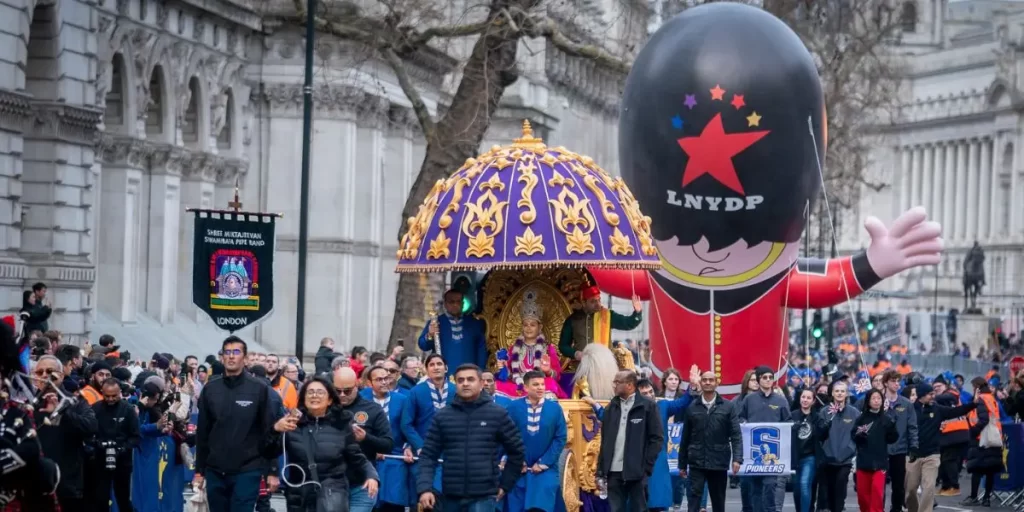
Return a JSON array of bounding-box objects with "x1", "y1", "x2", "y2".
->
[{"x1": 511, "y1": 119, "x2": 546, "y2": 150}]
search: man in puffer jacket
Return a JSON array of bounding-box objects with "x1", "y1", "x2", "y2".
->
[{"x1": 417, "y1": 363, "x2": 525, "y2": 511}]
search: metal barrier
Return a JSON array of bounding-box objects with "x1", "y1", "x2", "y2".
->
[{"x1": 903, "y1": 354, "x2": 1010, "y2": 381}]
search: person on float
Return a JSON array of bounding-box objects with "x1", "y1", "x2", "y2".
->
[
  {"x1": 503, "y1": 370, "x2": 568, "y2": 512},
  {"x1": 557, "y1": 285, "x2": 643, "y2": 391},
  {"x1": 588, "y1": 3, "x2": 943, "y2": 396},
  {"x1": 419, "y1": 289, "x2": 488, "y2": 376},
  {"x1": 495, "y1": 290, "x2": 567, "y2": 399}
]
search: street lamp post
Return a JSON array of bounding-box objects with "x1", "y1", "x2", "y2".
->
[{"x1": 294, "y1": 0, "x2": 316, "y2": 361}]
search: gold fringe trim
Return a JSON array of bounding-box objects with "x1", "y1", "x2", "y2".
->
[{"x1": 393, "y1": 260, "x2": 662, "y2": 274}]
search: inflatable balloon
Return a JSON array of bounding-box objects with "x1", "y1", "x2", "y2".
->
[{"x1": 592, "y1": 3, "x2": 943, "y2": 394}]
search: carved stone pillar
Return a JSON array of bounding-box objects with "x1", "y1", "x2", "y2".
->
[
  {"x1": 920, "y1": 144, "x2": 934, "y2": 214},
  {"x1": 176, "y1": 152, "x2": 217, "y2": 320},
  {"x1": 942, "y1": 143, "x2": 956, "y2": 236},
  {"x1": 96, "y1": 135, "x2": 150, "y2": 323},
  {"x1": 899, "y1": 146, "x2": 912, "y2": 215},
  {"x1": 0, "y1": 90, "x2": 33, "y2": 308},
  {"x1": 930, "y1": 143, "x2": 944, "y2": 220},
  {"x1": 979, "y1": 137, "x2": 993, "y2": 239},
  {"x1": 966, "y1": 139, "x2": 980, "y2": 240},
  {"x1": 954, "y1": 140, "x2": 969, "y2": 241},
  {"x1": 145, "y1": 144, "x2": 185, "y2": 323}
]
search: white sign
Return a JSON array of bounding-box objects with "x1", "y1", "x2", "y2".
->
[{"x1": 738, "y1": 422, "x2": 793, "y2": 476}]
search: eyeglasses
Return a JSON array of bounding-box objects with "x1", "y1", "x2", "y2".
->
[
  {"x1": 306, "y1": 389, "x2": 328, "y2": 397},
  {"x1": 760, "y1": 375, "x2": 775, "y2": 381},
  {"x1": 338, "y1": 387, "x2": 355, "y2": 395},
  {"x1": 387, "y1": 368, "x2": 399, "y2": 374},
  {"x1": 223, "y1": 349, "x2": 243, "y2": 356},
  {"x1": 373, "y1": 377, "x2": 390, "y2": 383}
]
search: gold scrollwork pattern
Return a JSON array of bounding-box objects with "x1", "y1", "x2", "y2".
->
[
  {"x1": 608, "y1": 227, "x2": 633, "y2": 256},
  {"x1": 398, "y1": 179, "x2": 446, "y2": 259},
  {"x1": 580, "y1": 435, "x2": 602, "y2": 492},
  {"x1": 438, "y1": 174, "x2": 473, "y2": 230},
  {"x1": 561, "y1": 451, "x2": 582, "y2": 512},
  {"x1": 549, "y1": 187, "x2": 597, "y2": 255},
  {"x1": 580, "y1": 170, "x2": 620, "y2": 227},
  {"x1": 426, "y1": 231, "x2": 451, "y2": 260},
  {"x1": 461, "y1": 186, "x2": 509, "y2": 259},
  {"x1": 478, "y1": 268, "x2": 589, "y2": 370},
  {"x1": 613, "y1": 179, "x2": 658, "y2": 256},
  {"x1": 514, "y1": 227, "x2": 545, "y2": 256},
  {"x1": 517, "y1": 156, "x2": 539, "y2": 224}
]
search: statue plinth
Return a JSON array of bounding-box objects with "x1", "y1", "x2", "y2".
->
[{"x1": 956, "y1": 313, "x2": 991, "y2": 356}]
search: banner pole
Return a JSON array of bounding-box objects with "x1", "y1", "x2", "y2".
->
[{"x1": 295, "y1": 0, "x2": 316, "y2": 363}]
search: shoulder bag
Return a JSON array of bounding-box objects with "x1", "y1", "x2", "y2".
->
[{"x1": 300, "y1": 428, "x2": 346, "y2": 512}]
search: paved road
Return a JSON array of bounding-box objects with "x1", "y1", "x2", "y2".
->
[{"x1": 191, "y1": 475, "x2": 1020, "y2": 511}]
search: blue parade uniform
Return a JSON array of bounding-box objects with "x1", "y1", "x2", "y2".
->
[
  {"x1": 418, "y1": 313, "x2": 488, "y2": 374},
  {"x1": 648, "y1": 395, "x2": 694, "y2": 509},
  {"x1": 493, "y1": 391, "x2": 515, "y2": 409},
  {"x1": 366, "y1": 390, "x2": 421, "y2": 508},
  {"x1": 505, "y1": 398, "x2": 567, "y2": 512},
  {"x1": 130, "y1": 410, "x2": 184, "y2": 512},
  {"x1": 407, "y1": 379, "x2": 455, "y2": 504}
]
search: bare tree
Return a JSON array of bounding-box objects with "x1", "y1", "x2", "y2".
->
[{"x1": 286, "y1": 0, "x2": 905, "y2": 349}]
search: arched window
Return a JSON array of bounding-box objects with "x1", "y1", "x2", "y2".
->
[
  {"x1": 901, "y1": 2, "x2": 917, "y2": 33},
  {"x1": 104, "y1": 54, "x2": 128, "y2": 129},
  {"x1": 183, "y1": 77, "x2": 200, "y2": 145},
  {"x1": 145, "y1": 66, "x2": 166, "y2": 138}
]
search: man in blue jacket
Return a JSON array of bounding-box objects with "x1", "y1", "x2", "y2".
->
[
  {"x1": 418, "y1": 289, "x2": 487, "y2": 375},
  {"x1": 417, "y1": 364, "x2": 525, "y2": 512}
]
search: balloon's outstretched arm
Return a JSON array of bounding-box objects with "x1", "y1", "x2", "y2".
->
[
  {"x1": 787, "y1": 253, "x2": 881, "y2": 310},
  {"x1": 586, "y1": 268, "x2": 652, "y2": 300}
]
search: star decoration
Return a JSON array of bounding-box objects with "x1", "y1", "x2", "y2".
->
[
  {"x1": 730, "y1": 94, "x2": 746, "y2": 109},
  {"x1": 709, "y1": 85, "x2": 725, "y2": 100},
  {"x1": 684, "y1": 94, "x2": 697, "y2": 109},
  {"x1": 677, "y1": 113, "x2": 771, "y2": 195},
  {"x1": 746, "y1": 111, "x2": 762, "y2": 127},
  {"x1": 671, "y1": 115, "x2": 684, "y2": 130}
]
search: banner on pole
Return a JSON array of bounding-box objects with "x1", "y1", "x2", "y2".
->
[
  {"x1": 191, "y1": 211, "x2": 277, "y2": 332},
  {"x1": 738, "y1": 422, "x2": 793, "y2": 475},
  {"x1": 995, "y1": 422, "x2": 1023, "y2": 492},
  {"x1": 667, "y1": 423, "x2": 683, "y2": 475}
]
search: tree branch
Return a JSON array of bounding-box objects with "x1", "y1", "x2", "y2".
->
[
  {"x1": 530, "y1": 17, "x2": 630, "y2": 75},
  {"x1": 381, "y1": 47, "x2": 437, "y2": 139}
]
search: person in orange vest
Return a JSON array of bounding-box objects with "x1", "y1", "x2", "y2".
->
[
  {"x1": 934, "y1": 377, "x2": 970, "y2": 496},
  {"x1": 77, "y1": 360, "x2": 112, "y2": 405},
  {"x1": 265, "y1": 354, "x2": 298, "y2": 409},
  {"x1": 896, "y1": 359, "x2": 912, "y2": 375},
  {"x1": 961, "y1": 377, "x2": 1004, "y2": 507}
]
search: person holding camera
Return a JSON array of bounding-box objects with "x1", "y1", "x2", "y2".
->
[
  {"x1": 90, "y1": 377, "x2": 141, "y2": 512},
  {"x1": 33, "y1": 355, "x2": 99, "y2": 511}
]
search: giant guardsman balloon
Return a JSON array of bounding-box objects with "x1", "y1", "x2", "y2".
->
[{"x1": 591, "y1": 3, "x2": 943, "y2": 394}]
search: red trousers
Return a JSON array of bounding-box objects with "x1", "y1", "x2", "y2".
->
[{"x1": 855, "y1": 469, "x2": 886, "y2": 512}]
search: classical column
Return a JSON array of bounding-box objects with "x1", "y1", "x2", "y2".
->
[
  {"x1": 954, "y1": 140, "x2": 968, "y2": 240},
  {"x1": 988, "y1": 136, "x2": 1002, "y2": 238},
  {"x1": 354, "y1": 97, "x2": 388, "y2": 345},
  {"x1": 95, "y1": 136, "x2": 149, "y2": 323},
  {"x1": 978, "y1": 137, "x2": 993, "y2": 239},
  {"x1": 966, "y1": 139, "x2": 980, "y2": 241},
  {"x1": 176, "y1": 152, "x2": 217, "y2": 321},
  {"x1": 942, "y1": 143, "x2": 956, "y2": 233},
  {"x1": 0, "y1": 90, "x2": 32, "y2": 302},
  {"x1": 921, "y1": 144, "x2": 934, "y2": 213},
  {"x1": 930, "y1": 143, "x2": 944, "y2": 218},
  {"x1": 899, "y1": 146, "x2": 913, "y2": 214},
  {"x1": 912, "y1": 146, "x2": 924, "y2": 207},
  {"x1": 144, "y1": 144, "x2": 184, "y2": 323}
]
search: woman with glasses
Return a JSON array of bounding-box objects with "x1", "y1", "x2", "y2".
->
[{"x1": 264, "y1": 376, "x2": 379, "y2": 512}]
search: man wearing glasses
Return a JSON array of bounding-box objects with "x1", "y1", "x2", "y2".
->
[
  {"x1": 359, "y1": 364, "x2": 421, "y2": 512},
  {"x1": 193, "y1": 336, "x2": 279, "y2": 512},
  {"x1": 596, "y1": 370, "x2": 664, "y2": 512},
  {"x1": 737, "y1": 366, "x2": 791, "y2": 512},
  {"x1": 335, "y1": 367, "x2": 395, "y2": 512}
]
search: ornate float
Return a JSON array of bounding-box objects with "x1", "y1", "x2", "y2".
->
[{"x1": 395, "y1": 121, "x2": 660, "y2": 511}]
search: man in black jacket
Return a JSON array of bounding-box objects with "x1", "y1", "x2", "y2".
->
[
  {"x1": 336, "y1": 366, "x2": 393, "y2": 512},
  {"x1": 193, "y1": 336, "x2": 278, "y2": 512},
  {"x1": 905, "y1": 381, "x2": 977, "y2": 512},
  {"x1": 679, "y1": 371, "x2": 742, "y2": 512},
  {"x1": 597, "y1": 370, "x2": 664, "y2": 512},
  {"x1": 418, "y1": 364, "x2": 524, "y2": 512},
  {"x1": 91, "y1": 377, "x2": 140, "y2": 512},
  {"x1": 314, "y1": 337, "x2": 344, "y2": 375},
  {"x1": 33, "y1": 355, "x2": 98, "y2": 510}
]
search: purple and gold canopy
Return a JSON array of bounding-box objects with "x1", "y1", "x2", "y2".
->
[{"x1": 396, "y1": 121, "x2": 660, "y2": 273}]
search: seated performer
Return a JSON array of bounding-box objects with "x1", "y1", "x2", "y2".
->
[
  {"x1": 496, "y1": 289, "x2": 567, "y2": 398},
  {"x1": 557, "y1": 285, "x2": 643, "y2": 392},
  {"x1": 418, "y1": 289, "x2": 487, "y2": 375}
]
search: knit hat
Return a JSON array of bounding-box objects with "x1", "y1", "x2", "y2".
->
[
  {"x1": 112, "y1": 367, "x2": 132, "y2": 382},
  {"x1": 89, "y1": 360, "x2": 112, "y2": 375},
  {"x1": 754, "y1": 366, "x2": 774, "y2": 381},
  {"x1": 915, "y1": 381, "x2": 933, "y2": 399}
]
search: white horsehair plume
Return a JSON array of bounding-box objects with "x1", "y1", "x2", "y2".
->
[{"x1": 574, "y1": 344, "x2": 619, "y2": 401}]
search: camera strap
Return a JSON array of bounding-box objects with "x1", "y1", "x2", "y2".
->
[{"x1": 301, "y1": 429, "x2": 321, "y2": 484}]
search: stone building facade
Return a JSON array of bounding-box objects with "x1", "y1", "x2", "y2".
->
[
  {"x1": 840, "y1": 0, "x2": 1024, "y2": 338},
  {"x1": 0, "y1": 0, "x2": 645, "y2": 356}
]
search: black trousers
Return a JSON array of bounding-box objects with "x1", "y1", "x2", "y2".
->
[
  {"x1": 821, "y1": 464, "x2": 851, "y2": 512},
  {"x1": 888, "y1": 453, "x2": 907, "y2": 512},
  {"x1": 607, "y1": 472, "x2": 646, "y2": 512},
  {"x1": 939, "y1": 442, "x2": 967, "y2": 490},
  {"x1": 687, "y1": 468, "x2": 728, "y2": 512},
  {"x1": 90, "y1": 462, "x2": 133, "y2": 512}
]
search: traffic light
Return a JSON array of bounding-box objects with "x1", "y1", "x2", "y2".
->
[
  {"x1": 866, "y1": 315, "x2": 876, "y2": 332},
  {"x1": 811, "y1": 311, "x2": 824, "y2": 340},
  {"x1": 450, "y1": 271, "x2": 482, "y2": 314}
]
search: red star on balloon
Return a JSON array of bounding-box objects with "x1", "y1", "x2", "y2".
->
[{"x1": 677, "y1": 113, "x2": 771, "y2": 195}]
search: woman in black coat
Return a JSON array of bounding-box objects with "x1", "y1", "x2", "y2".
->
[
  {"x1": 852, "y1": 389, "x2": 898, "y2": 512},
  {"x1": 962, "y1": 377, "x2": 1004, "y2": 507},
  {"x1": 264, "y1": 376, "x2": 379, "y2": 512}
]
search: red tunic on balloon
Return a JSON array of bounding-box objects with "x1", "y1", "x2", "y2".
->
[{"x1": 595, "y1": 3, "x2": 943, "y2": 394}]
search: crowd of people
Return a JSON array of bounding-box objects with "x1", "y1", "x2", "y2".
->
[{"x1": 1, "y1": 287, "x2": 1023, "y2": 512}]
